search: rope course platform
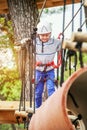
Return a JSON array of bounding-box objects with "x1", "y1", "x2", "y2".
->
[
  {"x1": 0, "y1": 101, "x2": 33, "y2": 124},
  {"x1": 0, "y1": 0, "x2": 87, "y2": 129},
  {"x1": 0, "y1": 0, "x2": 80, "y2": 14}
]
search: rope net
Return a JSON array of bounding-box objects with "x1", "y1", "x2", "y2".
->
[{"x1": 7, "y1": 0, "x2": 39, "y2": 110}]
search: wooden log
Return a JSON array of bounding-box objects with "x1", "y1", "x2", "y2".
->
[
  {"x1": 63, "y1": 40, "x2": 87, "y2": 52},
  {"x1": 71, "y1": 32, "x2": 87, "y2": 42},
  {"x1": 15, "y1": 108, "x2": 34, "y2": 118},
  {"x1": 63, "y1": 40, "x2": 77, "y2": 50},
  {"x1": 15, "y1": 110, "x2": 28, "y2": 118},
  {"x1": 83, "y1": 0, "x2": 87, "y2": 7},
  {"x1": 26, "y1": 107, "x2": 34, "y2": 113},
  {"x1": 0, "y1": 101, "x2": 33, "y2": 123}
]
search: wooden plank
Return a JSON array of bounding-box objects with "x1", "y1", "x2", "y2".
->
[
  {"x1": 0, "y1": 0, "x2": 8, "y2": 9},
  {"x1": 0, "y1": 110, "x2": 32, "y2": 124},
  {"x1": 0, "y1": 0, "x2": 81, "y2": 14},
  {"x1": 0, "y1": 101, "x2": 32, "y2": 110},
  {"x1": 0, "y1": 9, "x2": 8, "y2": 14},
  {"x1": 0, "y1": 101, "x2": 22, "y2": 110},
  {"x1": 0, "y1": 110, "x2": 19, "y2": 124},
  {"x1": 0, "y1": 101, "x2": 34, "y2": 123},
  {"x1": 36, "y1": 0, "x2": 81, "y2": 8},
  {"x1": 0, "y1": 0, "x2": 8, "y2": 14}
]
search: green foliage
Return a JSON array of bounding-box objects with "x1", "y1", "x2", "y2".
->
[
  {"x1": 43, "y1": 8, "x2": 49, "y2": 14},
  {"x1": 0, "y1": 68, "x2": 21, "y2": 101},
  {"x1": 39, "y1": 6, "x2": 64, "y2": 15},
  {"x1": 0, "y1": 124, "x2": 25, "y2": 130},
  {"x1": 0, "y1": 124, "x2": 11, "y2": 130},
  {"x1": 0, "y1": 16, "x2": 14, "y2": 48},
  {"x1": 0, "y1": 15, "x2": 22, "y2": 101},
  {"x1": 0, "y1": 17, "x2": 5, "y2": 25}
]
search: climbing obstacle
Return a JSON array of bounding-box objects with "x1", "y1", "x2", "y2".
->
[
  {"x1": 71, "y1": 32, "x2": 87, "y2": 42},
  {"x1": 0, "y1": 0, "x2": 87, "y2": 130},
  {"x1": 0, "y1": 101, "x2": 33, "y2": 124},
  {"x1": 63, "y1": 39, "x2": 87, "y2": 52}
]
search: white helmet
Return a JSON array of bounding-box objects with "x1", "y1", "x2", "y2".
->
[{"x1": 37, "y1": 21, "x2": 52, "y2": 34}]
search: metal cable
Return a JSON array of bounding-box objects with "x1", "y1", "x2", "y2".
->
[
  {"x1": 77, "y1": 0, "x2": 84, "y2": 68},
  {"x1": 62, "y1": 2, "x2": 83, "y2": 35},
  {"x1": 60, "y1": 0, "x2": 66, "y2": 86},
  {"x1": 36, "y1": 0, "x2": 47, "y2": 26},
  {"x1": 69, "y1": 0, "x2": 75, "y2": 76}
]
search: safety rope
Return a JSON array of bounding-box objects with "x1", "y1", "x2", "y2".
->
[
  {"x1": 19, "y1": 47, "x2": 26, "y2": 111},
  {"x1": 36, "y1": 0, "x2": 47, "y2": 26}
]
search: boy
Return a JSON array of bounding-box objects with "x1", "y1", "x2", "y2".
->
[{"x1": 35, "y1": 21, "x2": 62, "y2": 108}]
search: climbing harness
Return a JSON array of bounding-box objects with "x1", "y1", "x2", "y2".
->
[
  {"x1": 35, "y1": 61, "x2": 60, "y2": 89},
  {"x1": 36, "y1": 61, "x2": 60, "y2": 69}
]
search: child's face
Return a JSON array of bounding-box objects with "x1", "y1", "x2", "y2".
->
[{"x1": 39, "y1": 33, "x2": 51, "y2": 43}]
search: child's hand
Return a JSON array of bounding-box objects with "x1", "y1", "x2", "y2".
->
[{"x1": 20, "y1": 38, "x2": 30, "y2": 44}]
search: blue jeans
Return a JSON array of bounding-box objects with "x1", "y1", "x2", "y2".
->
[{"x1": 35, "y1": 69, "x2": 55, "y2": 108}]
